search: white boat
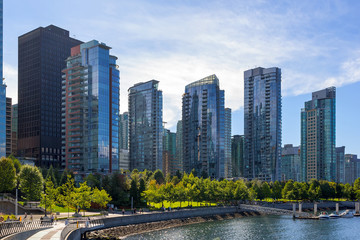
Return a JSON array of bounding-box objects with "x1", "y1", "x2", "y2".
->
[
  {"x1": 329, "y1": 213, "x2": 340, "y2": 218},
  {"x1": 340, "y1": 210, "x2": 354, "y2": 218},
  {"x1": 319, "y1": 212, "x2": 330, "y2": 219}
]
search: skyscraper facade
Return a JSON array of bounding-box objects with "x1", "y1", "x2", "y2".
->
[
  {"x1": 224, "y1": 108, "x2": 232, "y2": 178},
  {"x1": 11, "y1": 104, "x2": 18, "y2": 156},
  {"x1": 0, "y1": 0, "x2": 5, "y2": 158},
  {"x1": 128, "y1": 80, "x2": 163, "y2": 172},
  {"x1": 5, "y1": 97, "x2": 11, "y2": 156},
  {"x1": 163, "y1": 129, "x2": 177, "y2": 176},
  {"x1": 231, "y1": 135, "x2": 244, "y2": 178},
  {"x1": 62, "y1": 40, "x2": 120, "y2": 179},
  {"x1": 336, "y1": 146, "x2": 345, "y2": 183},
  {"x1": 175, "y1": 120, "x2": 183, "y2": 173},
  {"x1": 182, "y1": 74, "x2": 228, "y2": 179},
  {"x1": 18, "y1": 25, "x2": 82, "y2": 167},
  {"x1": 244, "y1": 67, "x2": 282, "y2": 181},
  {"x1": 119, "y1": 112, "x2": 129, "y2": 150},
  {"x1": 281, "y1": 144, "x2": 301, "y2": 181},
  {"x1": 344, "y1": 154, "x2": 360, "y2": 184},
  {"x1": 301, "y1": 87, "x2": 336, "y2": 182}
]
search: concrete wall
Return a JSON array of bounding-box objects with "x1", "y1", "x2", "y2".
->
[
  {"x1": 66, "y1": 207, "x2": 240, "y2": 240},
  {"x1": 0, "y1": 201, "x2": 43, "y2": 214}
]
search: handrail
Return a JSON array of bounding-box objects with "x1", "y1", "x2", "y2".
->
[
  {"x1": 60, "y1": 218, "x2": 104, "y2": 240},
  {"x1": 0, "y1": 221, "x2": 53, "y2": 238}
]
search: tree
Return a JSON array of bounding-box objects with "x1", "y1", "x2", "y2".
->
[
  {"x1": 139, "y1": 178, "x2": 146, "y2": 205},
  {"x1": 76, "y1": 182, "x2": 92, "y2": 216},
  {"x1": 85, "y1": 173, "x2": 101, "y2": 189},
  {"x1": 282, "y1": 180, "x2": 294, "y2": 199},
  {"x1": 58, "y1": 174, "x2": 75, "y2": 217},
  {"x1": 0, "y1": 157, "x2": 16, "y2": 193},
  {"x1": 19, "y1": 165, "x2": 44, "y2": 200},
  {"x1": 129, "y1": 178, "x2": 139, "y2": 206},
  {"x1": 40, "y1": 177, "x2": 58, "y2": 213},
  {"x1": 8, "y1": 155, "x2": 21, "y2": 174},
  {"x1": 153, "y1": 170, "x2": 165, "y2": 185},
  {"x1": 354, "y1": 178, "x2": 360, "y2": 191},
  {"x1": 261, "y1": 182, "x2": 272, "y2": 199},
  {"x1": 92, "y1": 188, "x2": 112, "y2": 208},
  {"x1": 271, "y1": 181, "x2": 282, "y2": 199},
  {"x1": 46, "y1": 165, "x2": 57, "y2": 187}
]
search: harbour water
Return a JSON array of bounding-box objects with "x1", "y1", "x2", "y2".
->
[{"x1": 126, "y1": 215, "x2": 360, "y2": 240}]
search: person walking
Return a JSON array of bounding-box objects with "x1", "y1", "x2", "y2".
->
[{"x1": 122, "y1": 208, "x2": 125, "y2": 215}]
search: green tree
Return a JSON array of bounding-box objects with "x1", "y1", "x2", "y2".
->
[
  {"x1": 129, "y1": 177, "x2": 139, "y2": 206},
  {"x1": 282, "y1": 180, "x2": 294, "y2": 199},
  {"x1": 153, "y1": 170, "x2": 165, "y2": 184},
  {"x1": 261, "y1": 182, "x2": 272, "y2": 199},
  {"x1": 46, "y1": 165, "x2": 57, "y2": 187},
  {"x1": 85, "y1": 173, "x2": 101, "y2": 189},
  {"x1": 271, "y1": 181, "x2": 282, "y2": 199},
  {"x1": 8, "y1": 155, "x2": 21, "y2": 174},
  {"x1": 354, "y1": 178, "x2": 360, "y2": 191},
  {"x1": 76, "y1": 182, "x2": 92, "y2": 216},
  {"x1": 0, "y1": 157, "x2": 16, "y2": 193},
  {"x1": 58, "y1": 174, "x2": 75, "y2": 216},
  {"x1": 139, "y1": 178, "x2": 146, "y2": 205},
  {"x1": 19, "y1": 165, "x2": 44, "y2": 200},
  {"x1": 40, "y1": 177, "x2": 58, "y2": 213},
  {"x1": 92, "y1": 188, "x2": 112, "y2": 208}
]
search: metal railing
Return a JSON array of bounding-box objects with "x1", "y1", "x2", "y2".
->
[
  {"x1": 0, "y1": 221, "x2": 53, "y2": 238},
  {"x1": 60, "y1": 217, "x2": 104, "y2": 240}
]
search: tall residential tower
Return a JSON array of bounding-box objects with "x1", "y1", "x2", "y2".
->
[
  {"x1": 62, "y1": 40, "x2": 120, "y2": 179},
  {"x1": 301, "y1": 87, "x2": 336, "y2": 182},
  {"x1": 0, "y1": 0, "x2": 5, "y2": 158},
  {"x1": 182, "y1": 74, "x2": 230, "y2": 179},
  {"x1": 128, "y1": 80, "x2": 163, "y2": 172},
  {"x1": 244, "y1": 67, "x2": 282, "y2": 181}
]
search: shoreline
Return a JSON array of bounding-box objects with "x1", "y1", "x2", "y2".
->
[{"x1": 86, "y1": 211, "x2": 262, "y2": 240}]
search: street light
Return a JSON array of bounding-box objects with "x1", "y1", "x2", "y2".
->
[{"x1": 45, "y1": 193, "x2": 47, "y2": 217}]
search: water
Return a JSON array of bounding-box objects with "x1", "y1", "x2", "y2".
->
[{"x1": 126, "y1": 215, "x2": 360, "y2": 240}]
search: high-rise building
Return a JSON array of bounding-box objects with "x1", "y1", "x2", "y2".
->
[
  {"x1": 281, "y1": 144, "x2": 301, "y2": 181},
  {"x1": 128, "y1": 80, "x2": 163, "y2": 172},
  {"x1": 344, "y1": 154, "x2": 360, "y2": 184},
  {"x1": 119, "y1": 149, "x2": 129, "y2": 171},
  {"x1": 244, "y1": 67, "x2": 282, "y2": 181},
  {"x1": 301, "y1": 87, "x2": 336, "y2": 182},
  {"x1": 0, "y1": 0, "x2": 5, "y2": 158},
  {"x1": 231, "y1": 135, "x2": 245, "y2": 178},
  {"x1": 336, "y1": 146, "x2": 345, "y2": 183},
  {"x1": 62, "y1": 40, "x2": 120, "y2": 180},
  {"x1": 11, "y1": 104, "x2": 18, "y2": 156},
  {"x1": 182, "y1": 74, "x2": 229, "y2": 179},
  {"x1": 163, "y1": 129, "x2": 177, "y2": 176},
  {"x1": 5, "y1": 97, "x2": 11, "y2": 156},
  {"x1": 119, "y1": 112, "x2": 129, "y2": 150},
  {"x1": 175, "y1": 120, "x2": 183, "y2": 173},
  {"x1": 17, "y1": 25, "x2": 82, "y2": 167},
  {"x1": 224, "y1": 108, "x2": 232, "y2": 178}
]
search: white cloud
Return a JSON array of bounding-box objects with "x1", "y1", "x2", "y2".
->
[{"x1": 3, "y1": 63, "x2": 18, "y2": 103}]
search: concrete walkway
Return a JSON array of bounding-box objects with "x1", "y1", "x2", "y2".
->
[{"x1": 27, "y1": 222, "x2": 65, "y2": 240}]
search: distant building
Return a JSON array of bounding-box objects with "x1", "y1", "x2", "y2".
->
[
  {"x1": 336, "y1": 146, "x2": 345, "y2": 183},
  {"x1": 5, "y1": 97, "x2": 11, "y2": 156},
  {"x1": 224, "y1": 108, "x2": 232, "y2": 178},
  {"x1": 281, "y1": 144, "x2": 301, "y2": 181},
  {"x1": 244, "y1": 67, "x2": 282, "y2": 181},
  {"x1": 163, "y1": 129, "x2": 177, "y2": 176},
  {"x1": 62, "y1": 40, "x2": 120, "y2": 180},
  {"x1": 0, "y1": 0, "x2": 5, "y2": 158},
  {"x1": 119, "y1": 112, "x2": 129, "y2": 150},
  {"x1": 182, "y1": 74, "x2": 229, "y2": 179},
  {"x1": 119, "y1": 149, "x2": 129, "y2": 171},
  {"x1": 11, "y1": 104, "x2": 18, "y2": 156},
  {"x1": 344, "y1": 154, "x2": 360, "y2": 184},
  {"x1": 231, "y1": 135, "x2": 244, "y2": 178},
  {"x1": 17, "y1": 25, "x2": 82, "y2": 167},
  {"x1": 128, "y1": 80, "x2": 163, "y2": 172},
  {"x1": 175, "y1": 120, "x2": 183, "y2": 173},
  {"x1": 301, "y1": 87, "x2": 336, "y2": 182}
]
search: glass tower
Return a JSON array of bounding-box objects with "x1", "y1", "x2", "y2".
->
[
  {"x1": 231, "y1": 135, "x2": 244, "y2": 178},
  {"x1": 281, "y1": 144, "x2": 301, "y2": 181},
  {"x1": 175, "y1": 120, "x2": 183, "y2": 173},
  {"x1": 244, "y1": 67, "x2": 282, "y2": 181},
  {"x1": 182, "y1": 74, "x2": 229, "y2": 179},
  {"x1": 18, "y1": 25, "x2": 82, "y2": 167},
  {"x1": 163, "y1": 129, "x2": 177, "y2": 176},
  {"x1": 128, "y1": 80, "x2": 163, "y2": 172},
  {"x1": 301, "y1": 87, "x2": 336, "y2": 182},
  {"x1": 62, "y1": 40, "x2": 120, "y2": 179},
  {"x1": 0, "y1": 0, "x2": 5, "y2": 158},
  {"x1": 224, "y1": 108, "x2": 232, "y2": 178},
  {"x1": 336, "y1": 146, "x2": 345, "y2": 183},
  {"x1": 119, "y1": 112, "x2": 129, "y2": 150}
]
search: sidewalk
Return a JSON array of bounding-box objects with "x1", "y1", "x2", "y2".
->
[{"x1": 27, "y1": 222, "x2": 65, "y2": 240}]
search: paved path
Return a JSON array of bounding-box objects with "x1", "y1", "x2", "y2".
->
[{"x1": 27, "y1": 222, "x2": 65, "y2": 240}]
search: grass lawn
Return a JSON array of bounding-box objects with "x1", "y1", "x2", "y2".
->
[
  {"x1": 49, "y1": 205, "x2": 76, "y2": 213},
  {"x1": 149, "y1": 201, "x2": 217, "y2": 209}
]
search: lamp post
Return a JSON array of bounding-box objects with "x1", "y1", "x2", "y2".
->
[{"x1": 45, "y1": 193, "x2": 47, "y2": 217}]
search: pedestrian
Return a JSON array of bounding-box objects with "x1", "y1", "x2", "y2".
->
[
  {"x1": 55, "y1": 216, "x2": 58, "y2": 225},
  {"x1": 30, "y1": 213, "x2": 33, "y2": 222},
  {"x1": 122, "y1": 208, "x2": 125, "y2": 215},
  {"x1": 24, "y1": 212, "x2": 27, "y2": 219}
]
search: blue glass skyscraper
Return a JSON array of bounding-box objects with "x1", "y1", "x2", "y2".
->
[
  {"x1": 0, "y1": 0, "x2": 5, "y2": 158},
  {"x1": 62, "y1": 40, "x2": 120, "y2": 179},
  {"x1": 244, "y1": 67, "x2": 282, "y2": 181},
  {"x1": 182, "y1": 74, "x2": 230, "y2": 179},
  {"x1": 301, "y1": 87, "x2": 336, "y2": 182},
  {"x1": 128, "y1": 80, "x2": 163, "y2": 172}
]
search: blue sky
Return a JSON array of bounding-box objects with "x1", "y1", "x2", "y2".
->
[{"x1": 3, "y1": 0, "x2": 360, "y2": 155}]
